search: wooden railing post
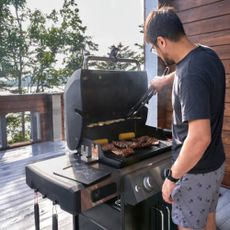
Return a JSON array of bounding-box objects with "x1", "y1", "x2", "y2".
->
[
  {"x1": 0, "y1": 114, "x2": 7, "y2": 149},
  {"x1": 31, "y1": 112, "x2": 41, "y2": 142},
  {"x1": 51, "y1": 94, "x2": 63, "y2": 141}
]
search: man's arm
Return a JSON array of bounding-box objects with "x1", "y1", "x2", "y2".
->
[
  {"x1": 171, "y1": 119, "x2": 211, "y2": 179},
  {"x1": 162, "y1": 119, "x2": 211, "y2": 204},
  {"x1": 150, "y1": 71, "x2": 175, "y2": 93}
]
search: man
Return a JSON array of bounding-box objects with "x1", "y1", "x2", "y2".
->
[{"x1": 144, "y1": 7, "x2": 226, "y2": 230}]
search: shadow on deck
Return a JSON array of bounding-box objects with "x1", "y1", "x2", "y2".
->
[{"x1": 0, "y1": 141, "x2": 230, "y2": 230}]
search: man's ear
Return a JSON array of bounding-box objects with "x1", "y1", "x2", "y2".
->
[{"x1": 157, "y1": 36, "x2": 167, "y2": 48}]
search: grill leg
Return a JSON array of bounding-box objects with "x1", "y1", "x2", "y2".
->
[{"x1": 73, "y1": 215, "x2": 79, "y2": 230}]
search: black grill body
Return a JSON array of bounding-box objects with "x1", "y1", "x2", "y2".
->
[{"x1": 26, "y1": 57, "x2": 175, "y2": 230}]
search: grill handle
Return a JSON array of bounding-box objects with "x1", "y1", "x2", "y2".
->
[
  {"x1": 153, "y1": 207, "x2": 165, "y2": 230},
  {"x1": 161, "y1": 205, "x2": 171, "y2": 230},
  {"x1": 83, "y1": 55, "x2": 141, "y2": 71}
]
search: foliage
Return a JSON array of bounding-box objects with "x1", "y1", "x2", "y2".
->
[
  {"x1": 0, "y1": 0, "x2": 28, "y2": 94},
  {"x1": 6, "y1": 112, "x2": 31, "y2": 144},
  {"x1": 27, "y1": 0, "x2": 98, "y2": 92},
  {"x1": 0, "y1": 0, "x2": 98, "y2": 93},
  {"x1": 0, "y1": 0, "x2": 144, "y2": 93},
  {"x1": 90, "y1": 42, "x2": 144, "y2": 71}
]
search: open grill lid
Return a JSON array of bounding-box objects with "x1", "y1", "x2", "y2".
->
[
  {"x1": 81, "y1": 69, "x2": 148, "y2": 124},
  {"x1": 64, "y1": 56, "x2": 148, "y2": 151}
]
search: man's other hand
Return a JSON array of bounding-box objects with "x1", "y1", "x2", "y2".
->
[{"x1": 162, "y1": 178, "x2": 176, "y2": 204}]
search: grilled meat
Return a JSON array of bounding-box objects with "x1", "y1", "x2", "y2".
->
[
  {"x1": 112, "y1": 141, "x2": 133, "y2": 149},
  {"x1": 102, "y1": 143, "x2": 115, "y2": 151},
  {"x1": 132, "y1": 136, "x2": 149, "y2": 143},
  {"x1": 102, "y1": 136, "x2": 160, "y2": 157},
  {"x1": 112, "y1": 147, "x2": 134, "y2": 157},
  {"x1": 146, "y1": 137, "x2": 160, "y2": 146},
  {"x1": 132, "y1": 136, "x2": 160, "y2": 148}
]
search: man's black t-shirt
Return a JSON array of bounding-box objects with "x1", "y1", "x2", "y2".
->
[{"x1": 172, "y1": 45, "x2": 225, "y2": 174}]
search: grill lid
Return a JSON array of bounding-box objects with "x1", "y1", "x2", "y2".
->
[
  {"x1": 64, "y1": 56, "x2": 148, "y2": 150},
  {"x1": 81, "y1": 69, "x2": 148, "y2": 124}
]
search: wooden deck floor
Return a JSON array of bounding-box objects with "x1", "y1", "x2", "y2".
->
[
  {"x1": 0, "y1": 141, "x2": 230, "y2": 230},
  {"x1": 0, "y1": 141, "x2": 73, "y2": 230}
]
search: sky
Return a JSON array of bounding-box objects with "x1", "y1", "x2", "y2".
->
[{"x1": 26, "y1": 0, "x2": 144, "y2": 55}]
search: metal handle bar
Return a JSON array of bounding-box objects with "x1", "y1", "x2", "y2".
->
[{"x1": 83, "y1": 56, "x2": 141, "y2": 71}]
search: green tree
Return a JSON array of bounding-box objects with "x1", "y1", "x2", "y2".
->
[
  {"x1": 0, "y1": 0, "x2": 28, "y2": 94},
  {"x1": 0, "y1": 0, "x2": 29, "y2": 141},
  {"x1": 59, "y1": 0, "x2": 98, "y2": 74},
  {"x1": 6, "y1": 112, "x2": 31, "y2": 145},
  {"x1": 27, "y1": 0, "x2": 98, "y2": 92},
  {"x1": 90, "y1": 42, "x2": 144, "y2": 71},
  {"x1": 0, "y1": 0, "x2": 98, "y2": 94}
]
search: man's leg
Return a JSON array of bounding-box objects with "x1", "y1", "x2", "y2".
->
[
  {"x1": 205, "y1": 212, "x2": 216, "y2": 230},
  {"x1": 171, "y1": 164, "x2": 224, "y2": 230},
  {"x1": 178, "y1": 226, "x2": 192, "y2": 230},
  {"x1": 176, "y1": 212, "x2": 216, "y2": 230},
  {"x1": 178, "y1": 226, "x2": 204, "y2": 230},
  {"x1": 175, "y1": 212, "x2": 217, "y2": 230}
]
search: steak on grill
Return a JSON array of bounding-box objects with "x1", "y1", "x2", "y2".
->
[
  {"x1": 133, "y1": 136, "x2": 160, "y2": 148},
  {"x1": 101, "y1": 136, "x2": 160, "y2": 157},
  {"x1": 112, "y1": 141, "x2": 134, "y2": 149},
  {"x1": 111, "y1": 147, "x2": 134, "y2": 157},
  {"x1": 101, "y1": 143, "x2": 115, "y2": 151}
]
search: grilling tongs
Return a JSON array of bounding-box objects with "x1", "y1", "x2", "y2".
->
[{"x1": 127, "y1": 66, "x2": 170, "y2": 118}]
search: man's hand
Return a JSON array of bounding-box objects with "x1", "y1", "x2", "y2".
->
[
  {"x1": 162, "y1": 178, "x2": 176, "y2": 204},
  {"x1": 150, "y1": 76, "x2": 167, "y2": 93},
  {"x1": 150, "y1": 71, "x2": 175, "y2": 93}
]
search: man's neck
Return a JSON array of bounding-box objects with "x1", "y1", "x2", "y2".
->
[{"x1": 172, "y1": 38, "x2": 197, "y2": 64}]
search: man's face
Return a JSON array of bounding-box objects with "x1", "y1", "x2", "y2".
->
[{"x1": 151, "y1": 42, "x2": 175, "y2": 66}]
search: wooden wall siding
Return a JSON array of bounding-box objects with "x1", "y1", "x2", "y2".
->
[
  {"x1": 223, "y1": 60, "x2": 230, "y2": 73},
  {"x1": 157, "y1": 58, "x2": 173, "y2": 129},
  {"x1": 171, "y1": 0, "x2": 223, "y2": 11},
  {"x1": 190, "y1": 30, "x2": 230, "y2": 47},
  {"x1": 157, "y1": 0, "x2": 230, "y2": 187},
  {"x1": 178, "y1": 1, "x2": 230, "y2": 23},
  {"x1": 158, "y1": 87, "x2": 172, "y2": 129},
  {"x1": 224, "y1": 104, "x2": 230, "y2": 117}
]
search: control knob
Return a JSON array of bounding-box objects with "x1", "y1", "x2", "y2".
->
[{"x1": 143, "y1": 176, "x2": 154, "y2": 192}]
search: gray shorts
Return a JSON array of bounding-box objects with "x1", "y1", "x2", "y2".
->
[{"x1": 171, "y1": 163, "x2": 225, "y2": 229}]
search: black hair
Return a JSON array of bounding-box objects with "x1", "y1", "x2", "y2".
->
[{"x1": 144, "y1": 6, "x2": 185, "y2": 45}]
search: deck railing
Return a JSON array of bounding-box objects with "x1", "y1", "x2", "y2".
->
[{"x1": 0, "y1": 93, "x2": 64, "y2": 150}]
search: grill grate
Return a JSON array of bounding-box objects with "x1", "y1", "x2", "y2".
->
[{"x1": 99, "y1": 141, "x2": 171, "y2": 168}]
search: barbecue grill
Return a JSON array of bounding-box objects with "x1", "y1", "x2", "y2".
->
[
  {"x1": 26, "y1": 56, "x2": 176, "y2": 230},
  {"x1": 64, "y1": 56, "x2": 171, "y2": 167}
]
